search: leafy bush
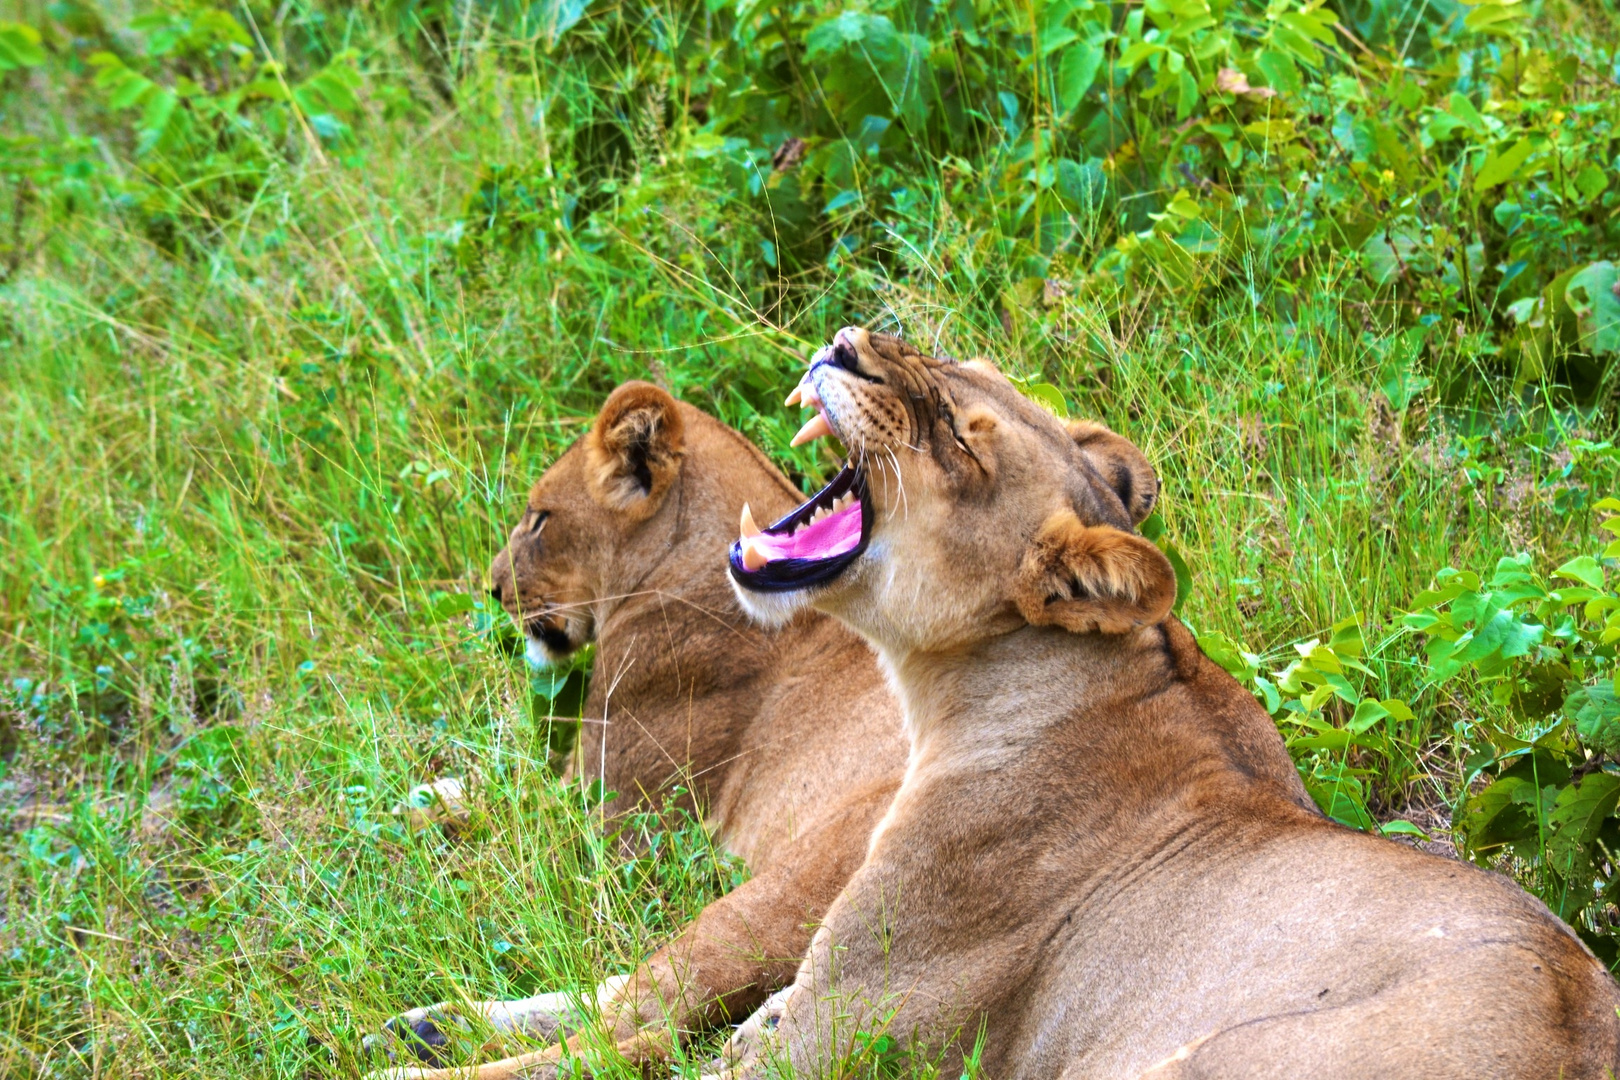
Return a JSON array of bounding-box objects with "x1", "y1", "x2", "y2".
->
[
  {"x1": 1404, "y1": 502, "x2": 1620, "y2": 960},
  {"x1": 1205, "y1": 502, "x2": 1620, "y2": 959}
]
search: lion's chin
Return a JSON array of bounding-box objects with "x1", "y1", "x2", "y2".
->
[
  {"x1": 729, "y1": 576, "x2": 819, "y2": 628},
  {"x1": 525, "y1": 636, "x2": 562, "y2": 668}
]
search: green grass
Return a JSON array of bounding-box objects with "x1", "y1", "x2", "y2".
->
[{"x1": 3, "y1": 0, "x2": 1619, "y2": 1075}]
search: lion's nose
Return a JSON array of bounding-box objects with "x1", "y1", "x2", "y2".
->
[{"x1": 829, "y1": 335, "x2": 860, "y2": 374}]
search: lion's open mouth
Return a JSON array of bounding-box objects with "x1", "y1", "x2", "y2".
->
[{"x1": 728, "y1": 460, "x2": 869, "y2": 592}]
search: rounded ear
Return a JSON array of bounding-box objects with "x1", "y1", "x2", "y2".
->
[
  {"x1": 585, "y1": 382, "x2": 685, "y2": 520},
  {"x1": 1068, "y1": 421, "x2": 1158, "y2": 526},
  {"x1": 1013, "y1": 510, "x2": 1176, "y2": 634}
]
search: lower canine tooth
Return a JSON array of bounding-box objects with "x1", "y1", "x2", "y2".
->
[
  {"x1": 791, "y1": 411, "x2": 834, "y2": 447},
  {"x1": 740, "y1": 503, "x2": 761, "y2": 538},
  {"x1": 741, "y1": 538, "x2": 769, "y2": 571}
]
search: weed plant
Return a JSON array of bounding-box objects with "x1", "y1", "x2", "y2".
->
[{"x1": 2, "y1": 0, "x2": 1619, "y2": 1074}]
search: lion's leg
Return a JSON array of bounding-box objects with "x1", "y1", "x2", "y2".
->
[
  {"x1": 593, "y1": 782, "x2": 895, "y2": 1040},
  {"x1": 368, "y1": 783, "x2": 893, "y2": 1073},
  {"x1": 367, "y1": 1027, "x2": 673, "y2": 1080}
]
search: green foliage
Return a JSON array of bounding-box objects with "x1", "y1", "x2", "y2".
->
[
  {"x1": 1202, "y1": 615, "x2": 1421, "y2": 833},
  {"x1": 1403, "y1": 502, "x2": 1620, "y2": 959},
  {"x1": 3, "y1": 0, "x2": 1620, "y2": 1074}
]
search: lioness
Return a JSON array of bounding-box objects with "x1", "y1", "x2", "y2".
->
[
  {"x1": 721, "y1": 328, "x2": 1620, "y2": 1078},
  {"x1": 370, "y1": 382, "x2": 905, "y2": 1078}
]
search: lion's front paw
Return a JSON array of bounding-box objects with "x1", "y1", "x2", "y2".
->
[{"x1": 702, "y1": 986, "x2": 793, "y2": 1076}]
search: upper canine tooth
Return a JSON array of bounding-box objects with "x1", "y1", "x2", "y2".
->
[
  {"x1": 740, "y1": 503, "x2": 761, "y2": 538},
  {"x1": 791, "y1": 411, "x2": 834, "y2": 447},
  {"x1": 741, "y1": 537, "x2": 769, "y2": 570},
  {"x1": 785, "y1": 385, "x2": 804, "y2": 408}
]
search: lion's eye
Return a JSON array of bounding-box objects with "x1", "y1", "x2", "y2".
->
[{"x1": 528, "y1": 510, "x2": 550, "y2": 535}]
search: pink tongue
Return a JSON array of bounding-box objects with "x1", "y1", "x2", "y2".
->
[{"x1": 754, "y1": 501, "x2": 862, "y2": 561}]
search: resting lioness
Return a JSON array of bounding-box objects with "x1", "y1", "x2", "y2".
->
[
  {"x1": 720, "y1": 328, "x2": 1620, "y2": 1078},
  {"x1": 370, "y1": 382, "x2": 905, "y2": 1079}
]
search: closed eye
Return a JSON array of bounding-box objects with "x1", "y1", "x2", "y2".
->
[{"x1": 527, "y1": 510, "x2": 551, "y2": 535}]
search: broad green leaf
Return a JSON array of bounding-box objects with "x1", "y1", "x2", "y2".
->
[
  {"x1": 1381, "y1": 698, "x2": 1416, "y2": 722},
  {"x1": 1549, "y1": 771, "x2": 1620, "y2": 846},
  {"x1": 1301, "y1": 761, "x2": 1374, "y2": 831},
  {"x1": 1554, "y1": 555, "x2": 1604, "y2": 590},
  {"x1": 1473, "y1": 138, "x2": 1534, "y2": 194},
  {"x1": 0, "y1": 20, "x2": 46, "y2": 69},
  {"x1": 1455, "y1": 600, "x2": 1543, "y2": 666},
  {"x1": 137, "y1": 88, "x2": 178, "y2": 155},
  {"x1": 1348, "y1": 698, "x2": 1390, "y2": 735},
  {"x1": 1548, "y1": 772, "x2": 1620, "y2": 877},
  {"x1": 1575, "y1": 165, "x2": 1610, "y2": 203},
  {"x1": 1462, "y1": 774, "x2": 1540, "y2": 854},
  {"x1": 1569, "y1": 683, "x2": 1620, "y2": 757},
  {"x1": 1445, "y1": 92, "x2": 1486, "y2": 133},
  {"x1": 1022, "y1": 382, "x2": 1069, "y2": 417},
  {"x1": 1058, "y1": 41, "x2": 1105, "y2": 111},
  {"x1": 1253, "y1": 49, "x2": 1300, "y2": 95},
  {"x1": 1197, "y1": 630, "x2": 1258, "y2": 682},
  {"x1": 1564, "y1": 262, "x2": 1620, "y2": 358}
]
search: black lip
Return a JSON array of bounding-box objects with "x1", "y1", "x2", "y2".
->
[{"x1": 728, "y1": 462, "x2": 871, "y2": 593}]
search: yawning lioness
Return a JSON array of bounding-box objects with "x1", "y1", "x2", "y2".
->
[{"x1": 723, "y1": 327, "x2": 1620, "y2": 1078}]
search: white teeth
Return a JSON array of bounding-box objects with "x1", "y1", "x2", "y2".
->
[
  {"x1": 791, "y1": 411, "x2": 834, "y2": 447},
  {"x1": 784, "y1": 385, "x2": 803, "y2": 408},
  {"x1": 740, "y1": 502, "x2": 761, "y2": 538},
  {"x1": 741, "y1": 537, "x2": 769, "y2": 570}
]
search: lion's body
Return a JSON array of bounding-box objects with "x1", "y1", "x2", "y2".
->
[
  {"x1": 727, "y1": 329, "x2": 1620, "y2": 1079},
  {"x1": 789, "y1": 621, "x2": 1617, "y2": 1078},
  {"x1": 371, "y1": 385, "x2": 905, "y2": 1079}
]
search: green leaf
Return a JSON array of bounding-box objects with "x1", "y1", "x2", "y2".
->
[
  {"x1": 1058, "y1": 41, "x2": 1105, "y2": 111},
  {"x1": 1564, "y1": 262, "x2": 1620, "y2": 358},
  {"x1": 1301, "y1": 761, "x2": 1374, "y2": 831},
  {"x1": 1461, "y1": 774, "x2": 1540, "y2": 854},
  {"x1": 1472, "y1": 138, "x2": 1534, "y2": 194},
  {"x1": 1161, "y1": 538, "x2": 1193, "y2": 614},
  {"x1": 427, "y1": 591, "x2": 476, "y2": 623},
  {"x1": 1569, "y1": 683, "x2": 1620, "y2": 757},
  {"x1": 1445, "y1": 92, "x2": 1486, "y2": 133},
  {"x1": 1454, "y1": 598, "x2": 1544, "y2": 667},
  {"x1": 0, "y1": 21, "x2": 46, "y2": 70},
  {"x1": 1554, "y1": 555, "x2": 1604, "y2": 590},
  {"x1": 1022, "y1": 382, "x2": 1069, "y2": 417},
  {"x1": 1548, "y1": 772, "x2": 1620, "y2": 854},
  {"x1": 1348, "y1": 698, "x2": 1391, "y2": 735},
  {"x1": 1196, "y1": 630, "x2": 1258, "y2": 682},
  {"x1": 1379, "y1": 819, "x2": 1432, "y2": 840},
  {"x1": 137, "y1": 88, "x2": 177, "y2": 155},
  {"x1": 1253, "y1": 49, "x2": 1300, "y2": 95},
  {"x1": 1575, "y1": 165, "x2": 1610, "y2": 203},
  {"x1": 1547, "y1": 772, "x2": 1620, "y2": 892}
]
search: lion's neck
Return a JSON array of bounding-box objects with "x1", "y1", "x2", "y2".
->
[
  {"x1": 879, "y1": 627, "x2": 1148, "y2": 767},
  {"x1": 576, "y1": 535, "x2": 779, "y2": 812}
]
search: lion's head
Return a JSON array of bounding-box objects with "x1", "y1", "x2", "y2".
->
[
  {"x1": 728, "y1": 327, "x2": 1173, "y2": 653},
  {"x1": 489, "y1": 381, "x2": 689, "y2": 667}
]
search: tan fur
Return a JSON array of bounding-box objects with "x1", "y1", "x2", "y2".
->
[
  {"x1": 366, "y1": 382, "x2": 906, "y2": 1079},
  {"x1": 723, "y1": 328, "x2": 1620, "y2": 1079}
]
